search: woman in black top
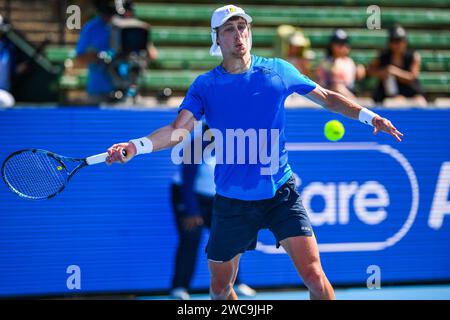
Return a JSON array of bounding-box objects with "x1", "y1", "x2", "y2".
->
[{"x1": 368, "y1": 25, "x2": 426, "y2": 106}]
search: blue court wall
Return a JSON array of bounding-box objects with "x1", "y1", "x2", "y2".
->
[{"x1": 0, "y1": 107, "x2": 449, "y2": 297}]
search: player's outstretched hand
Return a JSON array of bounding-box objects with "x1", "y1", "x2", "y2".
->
[
  {"x1": 372, "y1": 116, "x2": 404, "y2": 142},
  {"x1": 106, "y1": 142, "x2": 137, "y2": 165}
]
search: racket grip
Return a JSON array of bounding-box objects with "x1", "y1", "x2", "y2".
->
[
  {"x1": 86, "y1": 152, "x2": 108, "y2": 165},
  {"x1": 86, "y1": 149, "x2": 128, "y2": 165}
]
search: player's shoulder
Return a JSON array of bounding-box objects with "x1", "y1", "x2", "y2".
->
[
  {"x1": 194, "y1": 71, "x2": 212, "y2": 83},
  {"x1": 253, "y1": 55, "x2": 279, "y2": 68},
  {"x1": 253, "y1": 55, "x2": 294, "y2": 72},
  {"x1": 188, "y1": 70, "x2": 215, "y2": 92}
]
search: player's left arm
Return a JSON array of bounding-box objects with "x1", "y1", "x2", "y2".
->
[{"x1": 305, "y1": 85, "x2": 404, "y2": 142}]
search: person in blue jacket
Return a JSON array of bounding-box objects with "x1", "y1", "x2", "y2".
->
[{"x1": 169, "y1": 123, "x2": 256, "y2": 300}]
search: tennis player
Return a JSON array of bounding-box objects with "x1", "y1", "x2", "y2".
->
[{"x1": 106, "y1": 5, "x2": 403, "y2": 300}]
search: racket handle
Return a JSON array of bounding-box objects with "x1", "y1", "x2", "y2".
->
[
  {"x1": 86, "y1": 152, "x2": 108, "y2": 165},
  {"x1": 86, "y1": 149, "x2": 128, "y2": 165}
]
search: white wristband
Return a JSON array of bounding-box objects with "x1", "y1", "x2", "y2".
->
[
  {"x1": 359, "y1": 108, "x2": 378, "y2": 126},
  {"x1": 129, "y1": 137, "x2": 153, "y2": 155}
]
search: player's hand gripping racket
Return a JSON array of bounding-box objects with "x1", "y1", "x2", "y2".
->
[{"x1": 1, "y1": 148, "x2": 126, "y2": 200}]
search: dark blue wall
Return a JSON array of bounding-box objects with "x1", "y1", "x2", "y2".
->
[{"x1": 1, "y1": 107, "x2": 449, "y2": 297}]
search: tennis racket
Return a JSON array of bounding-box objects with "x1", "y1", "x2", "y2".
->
[{"x1": 1, "y1": 148, "x2": 126, "y2": 200}]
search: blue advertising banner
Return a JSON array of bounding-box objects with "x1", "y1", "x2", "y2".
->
[{"x1": 0, "y1": 107, "x2": 449, "y2": 297}]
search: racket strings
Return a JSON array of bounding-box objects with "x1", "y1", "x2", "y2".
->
[{"x1": 3, "y1": 151, "x2": 68, "y2": 199}]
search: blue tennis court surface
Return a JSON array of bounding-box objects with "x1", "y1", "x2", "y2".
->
[{"x1": 138, "y1": 284, "x2": 450, "y2": 300}]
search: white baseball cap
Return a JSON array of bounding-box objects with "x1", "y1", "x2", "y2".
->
[{"x1": 210, "y1": 5, "x2": 253, "y2": 57}]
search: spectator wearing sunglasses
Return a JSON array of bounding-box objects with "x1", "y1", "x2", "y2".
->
[{"x1": 368, "y1": 24, "x2": 426, "y2": 106}]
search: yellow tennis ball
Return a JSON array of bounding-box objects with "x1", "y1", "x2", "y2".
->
[
  {"x1": 57, "y1": 166, "x2": 63, "y2": 171},
  {"x1": 324, "y1": 120, "x2": 345, "y2": 141}
]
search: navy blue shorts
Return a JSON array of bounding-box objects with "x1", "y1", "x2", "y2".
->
[{"x1": 206, "y1": 174, "x2": 313, "y2": 262}]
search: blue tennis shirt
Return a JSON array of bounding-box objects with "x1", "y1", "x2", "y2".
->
[{"x1": 179, "y1": 55, "x2": 317, "y2": 200}]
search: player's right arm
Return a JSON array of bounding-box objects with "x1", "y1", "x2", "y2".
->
[
  {"x1": 106, "y1": 109, "x2": 196, "y2": 164},
  {"x1": 107, "y1": 73, "x2": 206, "y2": 164}
]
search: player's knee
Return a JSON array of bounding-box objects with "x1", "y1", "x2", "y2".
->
[
  {"x1": 209, "y1": 264, "x2": 235, "y2": 299},
  {"x1": 302, "y1": 265, "x2": 326, "y2": 291},
  {"x1": 210, "y1": 280, "x2": 233, "y2": 300}
]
